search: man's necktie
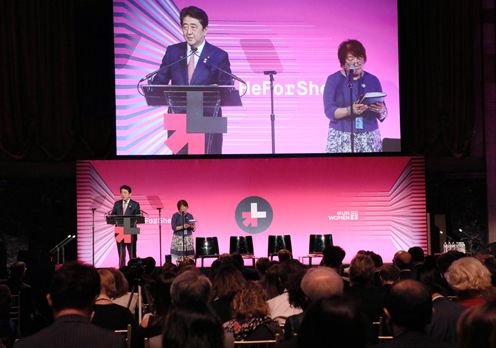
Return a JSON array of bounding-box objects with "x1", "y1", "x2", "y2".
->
[{"x1": 188, "y1": 53, "x2": 196, "y2": 84}]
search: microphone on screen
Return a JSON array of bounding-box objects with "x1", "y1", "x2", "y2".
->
[
  {"x1": 347, "y1": 66, "x2": 355, "y2": 83},
  {"x1": 139, "y1": 46, "x2": 198, "y2": 83},
  {"x1": 202, "y1": 56, "x2": 246, "y2": 85}
]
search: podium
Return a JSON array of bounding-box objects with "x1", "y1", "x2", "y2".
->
[
  {"x1": 106, "y1": 215, "x2": 145, "y2": 243},
  {"x1": 140, "y1": 85, "x2": 242, "y2": 154}
]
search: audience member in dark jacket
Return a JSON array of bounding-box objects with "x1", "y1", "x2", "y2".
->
[
  {"x1": 375, "y1": 279, "x2": 453, "y2": 348},
  {"x1": 14, "y1": 263, "x2": 124, "y2": 348}
]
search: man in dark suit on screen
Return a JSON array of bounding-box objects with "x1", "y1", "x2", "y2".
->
[
  {"x1": 152, "y1": 6, "x2": 234, "y2": 154},
  {"x1": 111, "y1": 185, "x2": 141, "y2": 268},
  {"x1": 14, "y1": 263, "x2": 124, "y2": 348}
]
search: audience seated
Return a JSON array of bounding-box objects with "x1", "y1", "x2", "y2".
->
[
  {"x1": 277, "y1": 249, "x2": 292, "y2": 263},
  {"x1": 163, "y1": 305, "x2": 225, "y2": 348},
  {"x1": 393, "y1": 251, "x2": 416, "y2": 280},
  {"x1": 210, "y1": 265, "x2": 246, "y2": 323},
  {"x1": 416, "y1": 264, "x2": 465, "y2": 345},
  {"x1": 345, "y1": 253, "x2": 385, "y2": 344},
  {"x1": 282, "y1": 268, "x2": 308, "y2": 339},
  {"x1": 259, "y1": 263, "x2": 284, "y2": 300},
  {"x1": 161, "y1": 270, "x2": 231, "y2": 348},
  {"x1": 346, "y1": 254, "x2": 384, "y2": 322},
  {"x1": 223, "y1": 282, "x2": 281, "y2": 341},
  {"x1": 376, "y1": 279, "x2": 452, "y2": 348},
  {"x1": 300, "y1": 267, "x2": 344, "y2": 301},
  {"x1": 0, "y1": 262, "x2": 38, "y2": 336},
  {"x1": 108, "y1": 268, "x2": 138, "y2": 314},
  {"x1": 231, "y1": 253, "x2": 259, "y2": 281},
  {"x1": 444, "y1": 256, "x2": 493, "y2": 308},
  {"x1": 13, "y1": 262, "x2": 124, "y2": 348},
  {"x1": 279, "y1": 266, "x2": 346, "y2": 340},
  {"x1": 408, "y1": 246, "x2": 426, "y2": 269},
  {"x1": 255, "y1": 257, "x2": 271, "y2": 278},
  {"x1": 457, "y1": 300, "x2": 496, "y2": 348},
  {"x1": 8, "y1": 248, "x2": 496, "y2": 348},
  {"x1": 161, "y1": 261, "x2": 178, "y2": 274},
  {"x1": 267, "y1": 260, "x2": 305, "y2": 324},
  {"x1": 91, "y1": 269, "x2": 136, "y2": 332},
  {"x1": 379, "y1": 264, "x2": 400, "y2": 291},
  {"x1": 138, "y1": 271, "x2": 175, "y2": 339},
  {"x1": 278, "y1": 296, "x2": 368, "y2": 348},
  {"x1": 320, "y1": 245, "x2": 346, "y2": 275}
]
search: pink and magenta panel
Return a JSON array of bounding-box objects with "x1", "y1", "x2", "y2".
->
[
  {"x1": 114, "y1": 0, "x2": 400, "y2": 155},
  {"x1": 77, "y1": 157, "x2": 426, "y2": 267}
]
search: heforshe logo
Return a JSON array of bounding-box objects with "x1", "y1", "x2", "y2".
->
[{"x1": 235, "y1": 196, "x2": 273, "y2": 234}]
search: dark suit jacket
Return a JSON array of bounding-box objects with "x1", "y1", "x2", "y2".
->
[
  {"x1": 153, "y1": 41, "x2": 233, "y2": 87},
  {"x1": 111, "y1": 199, "x2": 141, "y2": 216},
  {"x1": 13, "y1": 314, "x2": 125, "y2": 348},
  {"x1": 426, "y1": 297, "x2": 465, "y2": 345}
]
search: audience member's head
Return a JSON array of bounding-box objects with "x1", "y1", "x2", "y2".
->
[
  {"x1": 297, "y1": 296, "x2": 367, "y2": 348},
  {"x1": 107, "y1": 268, "x2": 129, "y2": 298},
  {"x1": 255, "y1": 257, "x2": 271, "y2": 276},
  {"x1": 368, "y1": 252, "x2": 384, "y2": 269},
  {"x1": 301, "y1": 267, "x2": 343, "y2": 302},
  {"x1": 444, "y1": 257, "x2": 492, "y2": 298},
  {"x1": 358, "y1": 250, "x2": 383, "y2": 269},
  {"x1": 384, "y1": 279, "x2": 432, "y2": 331},
  {"x1": 279, "y1": 259, "x2": 305, "y2": 290},
  {"x1": 349, "y1": 254, "x2": 375, "y2": 287},
  {"x1": 171, "y1": 270, "x2": 211, "y2": 308},
  {"x1": 231, "y1": 281, "x2": 269, "y2": 320},
  {"x1": 97, "y1": 269, "x2": 116, "y2": 298},
  {"x1": 416, "y1": 264, "x2": 448, "y2": 296},
  {"x1": 457, "y1": 300, "x2": 496, "y2": 348},
  {"x1": 211, "y1": 265, "x2": 246, "y2": 300},
  {"x1": 277, "y1": 249, "x2": 292, "y2": 263},
  {"x1": 143, "y1": 257, "x2": 156, "y2": 274},
  {"x1": 379, "y1": 264, "x2": 401, "y2": 285},
  {"x1": 286, "y1": 268, "x2": 308, "y2": 310},
  {"x1": 259, "y1": 264, "x2": 284, "y2": 300},
  {"x1": 149, "y1": 271, "x2": 175, "y2": 317},
  {"x1": 162, "y1": 261, "x2": 179, "y2": 274},
  {"x1": 393, "y1": 251, "x2": 413, "y2": 270},
  {"x1": 162, "y1": 305, "x2": 224, "y2": 348},
  {"x1": 322, "y1": 245, "x2": 346, "y2": 270},
  {"x1": 230, "y1": 253, "x2": 245, "y2": 271},
  {"x1": 48, "y1": 262, "x2": 100, "y2": 316},
  {"x1": 177, "y1": 257, "x2": 196, "y2": 273},
  {"x1": 408, "y1": 246, "x2": 425, "y2": 266},
  {"x1": 9, "y1": 261, "x2": 27, "y2": 282},
  {"x1": 218, "y1": 253, "x2": 233, "y2": 266}
]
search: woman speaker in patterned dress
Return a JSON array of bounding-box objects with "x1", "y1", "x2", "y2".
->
[
  {"x1": 323, "y1": 39, "x2": 387, "y2": 153},
  {"x1": 171, "y1": 200, "x2": 195, "y2": 262}
]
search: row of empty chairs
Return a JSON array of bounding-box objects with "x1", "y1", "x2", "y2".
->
[{"x1": 194, "y1": 234, "x2": 333, "y2": 267}]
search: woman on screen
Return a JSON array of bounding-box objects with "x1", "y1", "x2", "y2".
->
[
  {"x1": 323, "y1": 39, "x2": 387, "y2": 153},
  {"x1": 171, "y1": 200, "x2": 195, "y2": 262}
]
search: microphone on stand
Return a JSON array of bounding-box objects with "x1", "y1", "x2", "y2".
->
[
  {"x1": 347, "y1": 66, "x2": 355, "y2": 85},
  {"x1": 202, "y1": 56, "x2": 246, "y2": 84},
  {"x1": 139, "y1": 46, "x2": 198, "y2": 83}
]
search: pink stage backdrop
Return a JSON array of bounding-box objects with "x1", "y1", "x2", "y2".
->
[
  {"x1": 77, "y1": 157, "x2": 426, "y2": 267},
  {"x1": 114, "y1": 0, "x2": 400, "y2": 155}
]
